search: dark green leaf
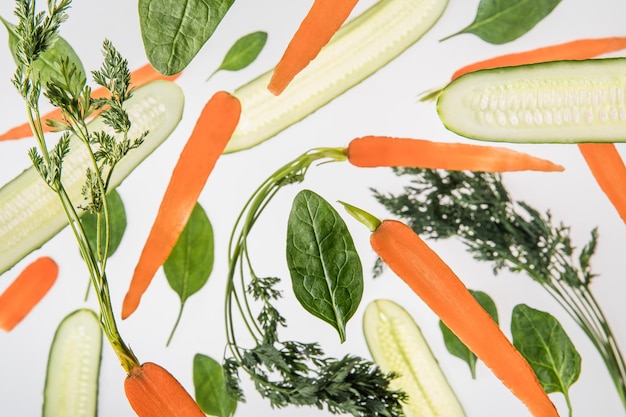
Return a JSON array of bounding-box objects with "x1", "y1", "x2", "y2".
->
[
  {"x1": 193, "y1": 354, "x2": 238, "y2": 417},
  {"x1": 138, "y1": 0, "x2": 236, "y2": 75},
  {"x1": 82, "y1": 188, "x2": 126, "y2": 259},
  {"x1": 441, "y1": 0, "x2": 561, "y2": 44},
  {"x1": 1, "y1": 15, "x2": 85, "y2": 88},
  {"x1": 286, "y1": 190, "x2": 363, "y2": 343},
  {"x1": 210, "y1": 31, "x2": 267, "y2": 79},
  {"x1": 163, "y1": 203, "x2": 214, "y2": 345},
  {"x1": 511, "y1": 304, "x2": 581, "y2": 397},
  {"x1": 439, "y1": 290, "x2": 498, "y2": 378}
]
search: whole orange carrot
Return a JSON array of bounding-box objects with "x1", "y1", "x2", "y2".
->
[
  {"x1": 125, "y1": 362, "x2": 205, "y2": 417},
  {"x1": 0, "y1": 63, "x2": 182, "y2": 141},
  {"x1": 578, "y1": 143, "x2": 626, "y2": 224},
  {"x1": 0, "y1": 256, "x2": 58, "y2": 331},
  {"x1": 346, "y1": 136, "x2": 564, "y2": 172},
  {"x1": 267, "y1": 0, "x2": 359, "y2": 95},
  {"x1": 121, "y1": 91, "x2": 241, "y2": 319}
]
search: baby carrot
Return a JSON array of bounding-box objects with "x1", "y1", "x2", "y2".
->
[
  {"x1": 346, "y1": 136, "x2": 564, "y2": 172},
  {"x1": 578, "y1": 143, "x2": 626, "y2": 224},
  {"x1": 121, "y1": 91, "x2": 241, "y2": 319},
  {"x1": 267, "y1": 0, "x2": 359, "y2": 95},
  {"x1": 124, "y1": 362, "x2": 205, "y2": 417},
  {"x1": 0, "y1": 256, "x2": 58, "y2": 331},
  {"x1": 0, "y1": 63, "x2": 182, "y2": 141}
]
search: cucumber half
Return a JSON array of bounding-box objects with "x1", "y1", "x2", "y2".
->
[
  {"x1": 437, "y1": 57, "x2": 626, "y2": 143},
  {"x1": 363, "y1": 299, "x2": 466, "y2": 417},
  {"x1": 43, "y1": 309, "x2": 103, "y2": 417},
  {"x1": 0, "y1": 80, "x2": 184, "y2": 275}
]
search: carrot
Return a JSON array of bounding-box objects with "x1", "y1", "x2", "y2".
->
[
  {"x1": 346, "y1": 136, "x2": 564, "y2": 172},
  {"x1": 0, "y1": 63, "x2": 181, "y2": 141},
  {"x1": 267, "y1": 0, "x2": 359, "y2": 95},
  {"x1": 365, "y1": 218, "x2": 559, "y2": 417},
  {"x1": 578, "y1": 143, "x2": 626, "y2": 224},
  {"x1": 0, "y1": 256, "x2": 58, "y2": 331},
  {"x1": 121, "y1": 91, "x2": 241, "y2": 319},
  {"x1": 124, "y1": 362, "x2": 205, "y2": 417}
]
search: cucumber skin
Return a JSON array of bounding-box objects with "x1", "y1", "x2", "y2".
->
[
  {"x1": 437, "y1": 58, "x2": 626, "y2": 144},
  {"x1": 0, "y1": 80, "x2": 184, "y2": 275},
  {"x1": 226, "y1": 0, "x2": 448, "y2": 153}
]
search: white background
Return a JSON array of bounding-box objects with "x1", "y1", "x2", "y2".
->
[{"x1": 1, "y1": 0, "x2": 626, "y2": 416}]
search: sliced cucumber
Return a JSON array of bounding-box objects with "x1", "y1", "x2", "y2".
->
[
  {"x1": 437, "y1": 57, "x2": 626, "y2": 143},
  {"x1": 0, "y1": 80, "x2": 184, "y2": 274},
  {"x1": 363, "y1": 299, "x2": 466, "y2": 417},
  {"x1": 226, "y1": 0, "x2": 448, "y2": 153},
  {"x1": 43, "y1": 309, "x2": 103, "y2": 417}
]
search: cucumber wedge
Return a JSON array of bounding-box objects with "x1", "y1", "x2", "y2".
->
[
  {"x1": 363, "y1": 299, "x2": 466, "y2": 417},
  {"x1": 437, "y1": 58, "x2": 626, "y2": 143},
  {"x1": 0, "y1": 80, "x2": 184, "y2": 275},
  {"x1": 43, "y1": 309, "x2": 103, "y2": 417},
  {"x1": 226, "y1": 0, "x2": 448, "y2": 153}
]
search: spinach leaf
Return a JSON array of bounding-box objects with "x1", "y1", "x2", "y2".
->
[
  {"x1": 286, "y1": 190, "x2": 363, "y2": 343},
  {"x1": 193, "y1": 354, "x2": 238, "y2": 417},
  {"x1": 163, "y1": 203, "x2": 214, "y2": 345},
  {"x1": 82, "y1": 188, "x2": 126, "y2": 259},
  {"x1": 439, "y1": 290, "x2": 498, "y2": 378},
  {"x1": 511, "y1": 304, "x2": 581, "y2": 411},
  {"x1": 138, "y1": 0, "x2": 235, "y2": 75},
  {"x1": 209, "y1": 31, "x2": 267, "y2": 80},
  {"x1": 441, "y1": 0, "x2": 561, "y2": 44}
]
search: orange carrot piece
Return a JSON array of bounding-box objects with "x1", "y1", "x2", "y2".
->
[
  {"x1": 578, "y1": 143, "x2": 626, "y2": 224},
  {"x1": 121, "y1": 91, "x2": 241, "y2": 319},
  {"x1": 370, "y1": 219, "x2": 559, "y2": 417},
  {"x1": 346, "y1": 136, "x2": 564, "y2": 172},
  {"x1": 125, "y1": 362, "x2": 205, "y2": 417},
  {"x1": 452, "y1": 37, "x2": 626, "y2": 80},
  {"x1": 267, "y1": 0, "x2": 359, "y2": 95},
  {"x1": 0, "y1": 256, "x2": 58, "y2": 331},
  {"x1": 0, "y1": 63, "x2": 182, "y2": 141}
]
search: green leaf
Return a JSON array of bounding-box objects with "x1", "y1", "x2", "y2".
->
[
  {"x1": 286, "y1": 190, "x2": 363, "y2": 343},
  {"x1": 209, "y1": 31, "x2": 267, "y2": 80},
  {"x1": 439, "y1": 290, "x2": 498, "y2": 378},
  {"x1": 1, "y1": 15, "x2": 86, "y2": 88},
  {"x1": 441, "y1": 0, "x2": 562, "y2": 44},
  {"x1": 163, "y1": 203, "x2": 214, "y2": 345},
  {"x1": 82, "y1": 188, "x2": 127, "y2": 259},
  {"x1": 138, "y1": 0, "x2": 236, "y2": 75},
  {"x1": 193, "y1": 354, "x2": 238, "y2": 417},
  {"x1": 511, "y1": 304, "x2": 581, "y2": 408}
]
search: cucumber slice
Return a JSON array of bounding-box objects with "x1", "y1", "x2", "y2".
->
[
  {"x1": 363, "y1": 299, "x2": 466, "y2": 417},
  {"x1": 437, "y1": 57, "x2": 626, "y2": 143},
  {"x1": 226, "y1": 0, "x2": 448, "y2": 153},
  {"x1": 0, "y1": 80, "x2": 184, "y2": 274},
  {"x1": 43, "y1": 309, "x2": 103, "y2": 417}
]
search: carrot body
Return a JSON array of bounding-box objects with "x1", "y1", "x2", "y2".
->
[
  {"x1": 121, "y1": 91, "x2": 241, "y2": 319},
  {"x1": 452, "y1": 37, "x2": 626, "y2": 81},
  {"x1": 267, "y1": 0, "x2": 359, "y2": 95},
  {"x1": 124, "y1": 362, "x2": 205, "y2": 417},
  {"x1": 0, "y1": 63, "x2": 182, "y2": 141},
  {"x1": 347, "y1": 136, "x2": 564, "y2": 172},
  {"x1": 371, "y1": 220, "x2": 559, "y2": 417},
  {"x1": 0, "y1": 256, "x2": 58, "y2": 331},
  {"x1": 578, "y1": 143, "x2": 626, "y2": 224}
]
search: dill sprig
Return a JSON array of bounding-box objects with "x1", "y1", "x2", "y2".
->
[{"x1": 372, "y1": 167, "x2": 626, "y2": 409}]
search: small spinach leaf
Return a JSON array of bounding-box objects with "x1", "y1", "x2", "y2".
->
[
  {"x1": 138, "y1": 0, "x2": 235, "y2": 75},
  {"x1": 193, "y1": 353, "x2": 238, "y2": 417},
  {"x1": 439, "y1": 289, "x2": 498, "y2": 378},
  {"x1": 441, "y1": 0, "x2": 561, "y2": 44},
  {"x1": 163, "y1": 203, "x2": 214, "y2": 345},
  {"x1": 286, "y1": 190, "x2": 363, "y2": 343},
  {"x1": 511, "y1": 303, "x2": 581, "y2": 410},
  {"x1": 82, "y1": 188, "x2": 127, "y2": 259},
  {"x1": 209, "y1": 31, "x2": 267, "y2": 80}
]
